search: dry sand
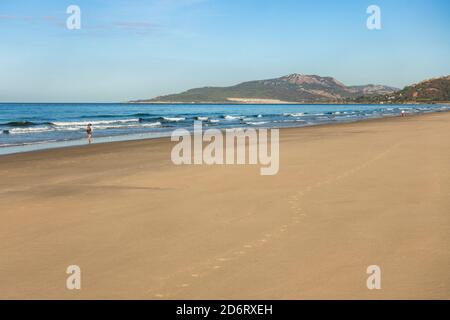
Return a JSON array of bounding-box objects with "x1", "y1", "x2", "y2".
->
[{"x1": 0, "y1": 112, "x2": 449, "y2": 299}]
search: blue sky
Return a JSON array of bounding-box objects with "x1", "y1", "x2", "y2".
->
[{"x1": 0, "y1": 0, "x2": 449, "y2": 102}]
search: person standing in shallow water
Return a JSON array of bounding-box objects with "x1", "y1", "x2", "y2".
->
[{"x1": 86, "y1": 123, "x2": 93, "y2": 144}]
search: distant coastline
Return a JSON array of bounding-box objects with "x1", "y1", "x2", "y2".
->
[
  {"x1": 128, "y1": 100, "x2": 450, "y2": 105},
  {"x1": 130, "y1": 74, "x2": 450, "y2": 105}
]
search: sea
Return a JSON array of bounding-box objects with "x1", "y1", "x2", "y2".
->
[{"x1": 0, "y1": 103, "x2": 448, "y2": 155}]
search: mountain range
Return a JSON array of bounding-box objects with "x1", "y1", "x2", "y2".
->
[
  {"x1": 130, "y1": 73, "x2": 450, "y2": 104},
  {"x1": 352, "y1": 75, "x2": 450, "y2": 104}
]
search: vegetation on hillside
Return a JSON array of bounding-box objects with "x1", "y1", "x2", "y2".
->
[{"x1": 131, "y1": 74, "x2": 398, "y2": 104}]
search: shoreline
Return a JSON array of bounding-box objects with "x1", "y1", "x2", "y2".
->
[{"x1": 1, "y1": 110, "x2": 449, "y2": 157}]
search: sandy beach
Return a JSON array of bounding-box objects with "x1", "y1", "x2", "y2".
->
[{"x1": 0, "y1": 112, "x2": 449, "y2": 299}]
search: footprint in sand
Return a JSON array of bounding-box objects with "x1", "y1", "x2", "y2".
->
[{"x1": 244, "y1": 245, "x2": 253, "y2": 248}]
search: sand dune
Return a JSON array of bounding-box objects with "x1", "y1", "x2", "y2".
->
[{"x1": 0, "y1": 112, "x2": 449, "y2": 299}]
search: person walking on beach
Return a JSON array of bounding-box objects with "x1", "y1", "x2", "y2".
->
[
  {"x1": 86, "y1": 123, "x2": 93, "y2": 144},
  {"x1": 401, "y1": 110, "x2": 406, "y2": 117}
]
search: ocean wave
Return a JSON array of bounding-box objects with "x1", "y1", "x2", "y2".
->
[
  {"x1": 54, "y1": 126, "x2": 82, "y2": 132},
  {"x1": 101, "y1": 122, "x2": 162, "y2": 129},
  {"x1": 52, "y1": 119, "x2": 140, "y2": 126},
  {"x1": 140, "y1": 121, "x2": 162, "y2": 127},
  {"x1": 4, "y1": 121, "x2": 38, "y2": 127},
  {"x1": 139, "y1": 117, "x2": 160, "y2": 123},
  {"x1": 283, "y1": 113, "x2": 305, "y2": 117},
  {"x1": 131, "y1": 113, "x2": 156, "y2": 117},
  {"x1": 223, "y1": 115, "x2": 242, "y2": 120},
  {"x1": 245, "y1": 121, "x2": 269, "y2": 125},
  {"x1": 57, "y1": 121, "x2": 163, "y2": 131},
  {"x1": 161, "y1": 117, "x2": 185, "y2": 122},
  {"x1": 7, "y1": 127, "x2": 55, "y2": 134},
  {"x1": 195, "y1": 116, "x2": 209, "y2": 121},
  {"x1": 2, "y1": 121, "x2": 54, "y2": 127},
  {"x1": 2, "y1": 119, "x2": 163, "y2": 134}
]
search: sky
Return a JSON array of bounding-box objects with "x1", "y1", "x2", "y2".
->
[{"x1": 0, "y1": 0, "x2": 449, "y2": 102}]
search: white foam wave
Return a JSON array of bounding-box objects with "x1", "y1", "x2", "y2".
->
[
  {"x1": 5, "y1": 120, "x2": 163, "y2": 134},
  {"x1": 245, "y1": 121, "x2": 269, "y2": 125},
  {"x1": 284, "y1": 113, "x2": 304, "y2": 117},
  {"x1": 224, "y1": 115, "x2": 242, "y2": 120},
  {"x1": 162, "y1": 117, "x2": 185, "y2": 122},
  {"x1": 8, "y1": 127, "x2": 54, "y2": 134},
  {"x1": 85, "y1": 122, "x2": 163, "y2": 130}
]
